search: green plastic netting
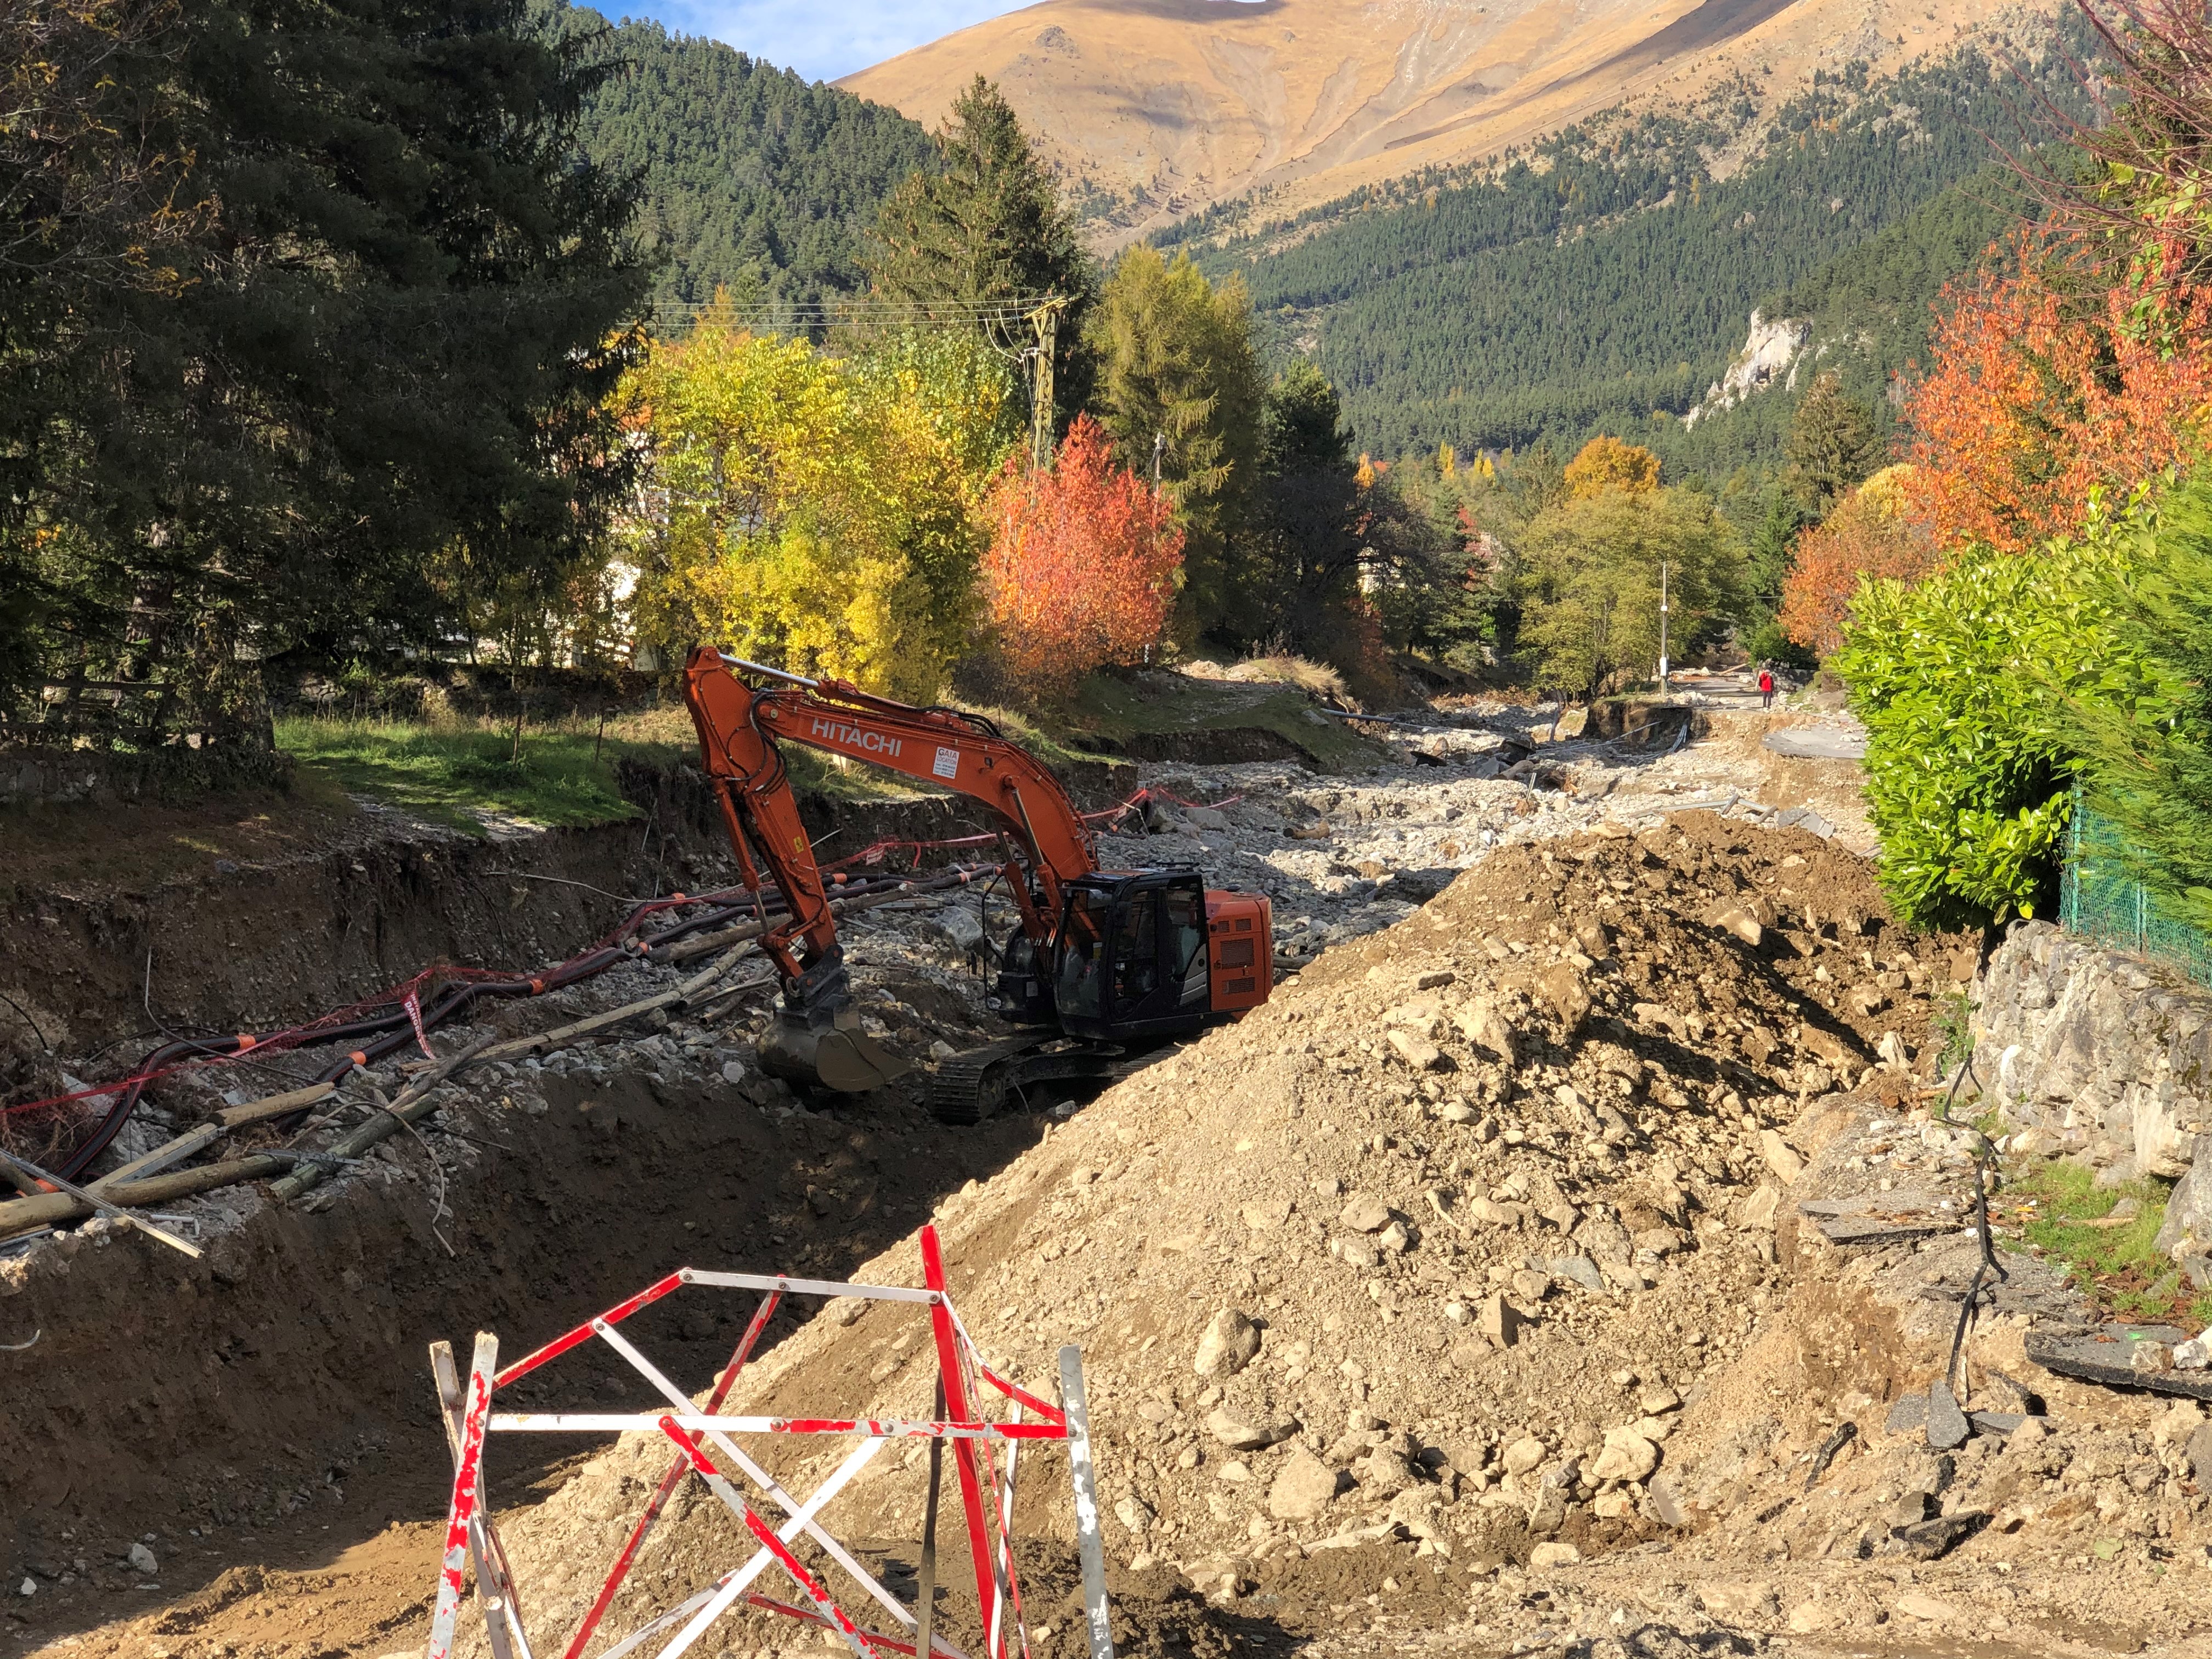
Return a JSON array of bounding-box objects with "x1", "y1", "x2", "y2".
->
[{"x1": 2061, "y1": 787, "x2": 2212, "y2": 988}]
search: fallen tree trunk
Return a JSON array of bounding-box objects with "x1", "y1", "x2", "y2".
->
[{"x1": 0, "y1": 1155, "x2": 291, "y2": 1239}]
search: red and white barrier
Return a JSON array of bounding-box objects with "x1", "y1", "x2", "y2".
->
[{"x1": 424, "y1": 1226, "x2": 1113, "y2": 1659}]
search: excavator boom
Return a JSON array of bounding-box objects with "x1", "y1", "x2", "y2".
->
[{"x1": 680, "y1": 646, "x2": 1271, "y2": 1105}]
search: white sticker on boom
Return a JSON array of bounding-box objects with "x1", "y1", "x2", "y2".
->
[{"x1": 932, "y1": 746, "x2": 960, "y2": 781}]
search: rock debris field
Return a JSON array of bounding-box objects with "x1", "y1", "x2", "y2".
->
[{"x1": 20, "y1": 710, "x2": 2212, "y2": 1659}]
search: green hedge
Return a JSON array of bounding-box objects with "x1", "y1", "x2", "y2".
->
[{"x1": 1832, "y1": 517, "x2": 2155, "y2": 930}]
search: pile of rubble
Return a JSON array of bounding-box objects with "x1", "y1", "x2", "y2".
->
[{"x1": 461, "y1": 810, "x2": 1976, "y2": 1656}]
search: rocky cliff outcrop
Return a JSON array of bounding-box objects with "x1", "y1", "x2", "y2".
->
[{"x1": 1682, "y1": 312, "x2": 1811, "y2": 429}]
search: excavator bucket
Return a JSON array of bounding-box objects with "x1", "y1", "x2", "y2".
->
[{"x1": 759, "y1": 1010, "x2": 910, "y2": 1094}]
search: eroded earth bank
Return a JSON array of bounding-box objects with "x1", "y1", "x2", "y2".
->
[{"x1": 9, "y1": 706, "x2": 2199, "y2": 1659}]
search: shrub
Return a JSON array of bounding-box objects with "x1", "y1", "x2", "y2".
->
[
  {"x1": 2067, "y1": 472, "x2": 2212, "y2": 936},
  {"x1": 1832, "y1": 523, "x2": 2152, "y2": 930}
]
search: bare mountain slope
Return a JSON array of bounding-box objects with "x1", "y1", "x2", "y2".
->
[{"x1": 840, "y1": 0, "x2": 2040, "y2": 242}]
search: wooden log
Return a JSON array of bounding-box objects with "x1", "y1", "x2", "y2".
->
[
  {"x1": 94, "y1": 1121, "x2": 223, "y2": 1188},
  {"x1": 269, "y1": 1036, "x2": 495, "y2": 1202},
  {"x1": 471, "y1": 938, "x2": 759, "y2": 1063},
  {"x1": 0, "y1": 1149, "x2": 202, "y2": 1258},
  {"x1": 471, "y1": 990, "x2": 688, "y2": 1064},
  {"x1": 0, "y1": 937, "x2": 769, "y2": 1238},
  {"x1": 0, "y1": 1155, "x2": 286, "y2": 1241},
  {"x1": 215, "y1": 1082, "x2": 335, "y2": 1127}
]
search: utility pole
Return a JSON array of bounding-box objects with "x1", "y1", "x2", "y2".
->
[
  {"x1": 1152, "y1": 431, "x2": 1166, "y2": 492},
  {"x1": 1029, "y1": 298, "x2": 1066, "y2": 472},
  {"x1": 1658, "y1": 560, "x2": 1671, "y2": 691}
]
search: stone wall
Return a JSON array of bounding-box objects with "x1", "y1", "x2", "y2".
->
[{"x1": 1974, "y1": 921, "x2": 2212, "y2": 1209}]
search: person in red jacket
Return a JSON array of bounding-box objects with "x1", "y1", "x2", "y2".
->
[{"x1": 1758, "y1": 665, "x2": 1776, "y2": 710}]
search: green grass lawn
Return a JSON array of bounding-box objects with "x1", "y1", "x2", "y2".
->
[
  {"x1": 276, "y1": 661, "x2": 1359, "y2": 833},
  {"x1": 276, "y1": 713, "x2": 690, "y2": 831},
  {"x1": 279, "y1": 704, "x2": 956, "y2": 832}
]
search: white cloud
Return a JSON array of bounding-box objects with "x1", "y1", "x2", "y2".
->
[{"x1": 622, "y1": 0, "x2": 1037, "y2": 84}]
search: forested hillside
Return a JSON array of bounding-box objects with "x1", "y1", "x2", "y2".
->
[
  {"x1": 1171, "y1": 37, "x2": 2091, "y2": 466},
  {"x1": 548, "y1": 3, "x2": 934, "y2": 309},
  {"x1": 1668, "y1": 163, "x2": 2030, "y2": 471}
]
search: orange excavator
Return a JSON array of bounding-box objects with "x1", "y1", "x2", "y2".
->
[{"x1": 680, "y1": 647, "x2": 1273, "y2": 1121}]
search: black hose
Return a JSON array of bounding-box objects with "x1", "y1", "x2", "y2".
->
[
  {"x1": 35, "y1": 867, "x2": 978, "y2": 1179},
  {"x1": 37, "y1": 889, "x2": 702, "y2": 1179}
]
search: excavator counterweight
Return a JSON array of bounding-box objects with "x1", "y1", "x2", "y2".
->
[{"x1": 679, "y1": 647, "x2": 1273, "y2": 1118}]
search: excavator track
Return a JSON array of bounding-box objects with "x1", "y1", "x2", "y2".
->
[{"x1": 926, "y1": 1036, "x2": 1125, "y2": 1125}]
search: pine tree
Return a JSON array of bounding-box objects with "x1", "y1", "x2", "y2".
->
[
  {"x1": 865, "y1": 76, "x2": 1092, "y2": 432},
  {"x1": 1785, "y1": 372, "x2": 1882, "y2": 515},
  {"x1": 1086, "y1": 246, "x2": 1264, "y2": 639},
  {"x1": 866, "y1": 77, "x2": 1090, "y2": 312},
  {"x1": 1, "y1": 0, "x2": 650, "y2": 706}
]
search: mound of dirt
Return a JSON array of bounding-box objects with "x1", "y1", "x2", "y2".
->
[{"x1": 454, "y1": 812, "x2": 1970, "y2": 1658}]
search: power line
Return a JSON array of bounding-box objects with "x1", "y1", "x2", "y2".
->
[{"x1": 643, "y1": 296, "x2": 1063, "y2": 332}]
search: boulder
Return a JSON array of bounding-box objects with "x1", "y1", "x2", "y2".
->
[
  {"x1": 2158, "y1": 1159, "x2": 2212, "y2": 1260},
  {"x1": 1737, "y1": 1185, "x2": 1782, "y2": 1230},
  {"x1": 1267, "y1": 1448, "x2": 1344, "y2": 1520},
  {"x1": 1538, "y1": 963, "x2": 1592, "y2": 1033},
  {"x1": 1207, "y1": 1406, "x2": 1300, "y2": 1451},
  {"x1": 923, "y1": 907, "x2": 986, "y2": 952},
  {"x1": 1340, "y1": 1195, "x2": 1392, "y2": 1232},
  {"x1": 1696, "y1": 1581, "x2": 1779, "y2": 1618},
  {"x1": 1589, "y1": 1426, "x2": 1660, "y2": 1482},
  {"x1": 1477, "y1": 1291, "x2": 1526, "y2": 1348},
  {"x1": 1452, "y1": 998, "x2": 1520, "y2": 1062},
  {"x1": 1705, "y1": 905, "x2": 1764, "y2": 947},
  {"x1": 1502, "y1": 1436, "x2": 1548, "y2": 1475},
  {"x1": 1193, "y1": 1308, "x2": 1262, "y2": 1378},
  {"x1": 1386, "y1": 1029, "x2": 1447, "y2": 1071},
  {"x1": 1356, "y1": 1446, "x2": 1420, "y2": 1498}
]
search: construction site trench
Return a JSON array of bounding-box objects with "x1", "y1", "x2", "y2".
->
[{"x1": 10, "y1": 697, "x2": 2209, "y2": 1659}]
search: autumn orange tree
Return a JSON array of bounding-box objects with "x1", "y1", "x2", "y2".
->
[
  {"x1": 984, "y1": 414, "x2": 1185, "y2": 695},
  {"x1": 1779, "y1": 465, "x2": 1939, "y2": 656},
  {"x1": 1898, "y1": 229, "x2": 2212, "y2": 552}
]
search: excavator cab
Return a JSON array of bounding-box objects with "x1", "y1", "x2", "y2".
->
[{"x1": 1051, "y1": 871, "x2": 1271, "y2": 1041}]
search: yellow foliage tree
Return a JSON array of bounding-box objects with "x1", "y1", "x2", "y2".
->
[
  {"x1": 620, "y1": 319, "x2": 1015, "y2": 701},
  {"x1": 1563, "y1": 435, "x2": 1661, "y2": 500}
]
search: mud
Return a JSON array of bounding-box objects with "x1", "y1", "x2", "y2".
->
[{"x1": 0, "y1": 1064, "x2": 1045, "y2": 1646}]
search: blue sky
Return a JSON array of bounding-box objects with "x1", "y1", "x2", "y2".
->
[{"x1": 618, "y1": 1, "x2": 1034, "y2": 83}]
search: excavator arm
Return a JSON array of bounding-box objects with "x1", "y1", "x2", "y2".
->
[{"x1": 680, "y1": 646, "x2": 1101, "y2": 1090}]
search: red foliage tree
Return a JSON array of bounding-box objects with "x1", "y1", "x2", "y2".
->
[
  {"x1": 984, "y1": 415, "x2": 1186, "y2": 694},
  {"x1": 1899, "y1": 230, "x2": 2212, "y2": 552}
]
